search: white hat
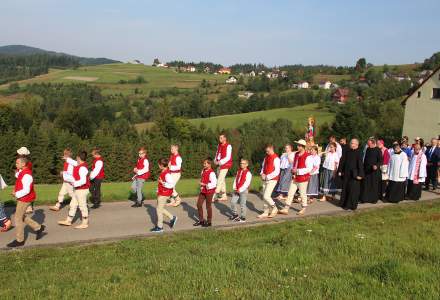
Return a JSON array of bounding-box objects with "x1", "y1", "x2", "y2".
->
[
  {"x1": 17, "y1": 147, "x2": 30, "y2": 156},
  {"x1": 294, "y1": 139, "x2": 307, "y2": 147}
]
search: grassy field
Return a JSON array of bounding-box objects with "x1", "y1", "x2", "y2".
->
[
  {"x1": 0, "y1": 177, "x2": 262, "y2": 206},
  {"x1": 0, "y1": 63, "x2": 228, "y2": 97},
  {"x1": 1, "y1": 200, "x2": 439, "y2": 299},
  {"x1": 136, "y1": 103, "x2": 334, "y2": 132}
]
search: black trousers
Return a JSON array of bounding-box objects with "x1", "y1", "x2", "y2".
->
[
  {"x1": 425, "y1": 165, "x2": 438, "y2": 189},
  {"x1": 89, "y1": 179, "x2": 102, "y2": 205}
]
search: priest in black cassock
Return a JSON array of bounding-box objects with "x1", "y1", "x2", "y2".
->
[
  {"x1": 337, "y1": 138, "x2": 365, "y2": 210},
  {"x1": 360, "y1": 138, "x2": 383, "y2": 204}
]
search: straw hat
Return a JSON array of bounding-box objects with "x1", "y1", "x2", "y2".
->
[
  {"x1": 17, "y1": 147, "x2": 30, "y2": 156},
  {"x1": 294, "y1": 139, "x2": 307, "y2": 147}
]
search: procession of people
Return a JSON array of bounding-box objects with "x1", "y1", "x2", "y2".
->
[{"x1": 1, "y1": 131, "x2": 439, "y2": 248}]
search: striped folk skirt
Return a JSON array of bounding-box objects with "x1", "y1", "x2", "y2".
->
[
  {"x1": 275, "y1": 167, "x2": 292, "y2": 194},
  {"x1": 320, "y1": 168, "x2": 339, "y2": 195},
  {"x1": 307, "y1": 174, "x2": 319, "y2": 196}
]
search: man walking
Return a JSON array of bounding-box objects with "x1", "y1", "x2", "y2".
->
[
  {"x1": 89, "y1": 147, "x2": 105, "y2": 209},
  {"x1": 7, "y1": 157, "x2": 45, "y2": 247},
  {"x1": 50, "y1": 148, "x2": 75, "y2": 211},
  {"x1": 258, "y1": 144, "x2": 280, "y2": 219},
  {"x1": 214, "y1": 134, "x2": 233, "y2": 201},
  {"x1": 279, "y1": 139, "x2": 313, "y2": 216}
]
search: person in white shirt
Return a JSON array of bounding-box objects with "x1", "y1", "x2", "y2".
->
[
  {"x1": 50, "y1": 148, "x2": 76, "y2": 212},
  {"x1": 319, "y1": 142, "x2": 340, "y2": 202},
  {"x1": 306, "y1": 145, "x2": 321, "y2": 202},
  {"x1": 325, "y1": 135, "x2": 342, "y2": 159},
  {"x1": 280, "y1": 139, "x2": 314, "y2": 216},
  {"x1": 214, "y1": 134, "x2": 233, "y2": 201},
  {"x1": 406, "y1": 143, "x2": 427, "y2": 200},
  {"x1": 230, "y1": 159, "x2": 252, "y2": 222},
  {"x1": 275, "y1": 144, "x2": 295, "y2": 201},
  {"x1": 258, "y1": 144, "x2": 281, "y2": 219},
  {"x1": 385, "y1": 142, "x2": 409, "y2": 203},
  {"x1": 166, "y1": 144, "x2": 183, "y2": 207}
]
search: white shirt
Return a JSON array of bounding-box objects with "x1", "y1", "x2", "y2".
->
[
  {"x1": 215, "y1": 144, "x2": 232, "y2": 166},
  {"x1": 90, "y1": 159, "x2": 103, "y2": 180},
  {"x1": 62, "y1": 163, "x2": 74, "y2": 182},
  {"x1": 280, "y1": 152, "x2": 295, "y2": 169},
  {"x1": 387, "y1": 151, "x2": 408, "y2": 182},
  {"x1": 233, "y1": 170, "x2": 252, "y2": 193},
  {"x1": 206, "y1": 172, "x2": 217, "y2": 190},
  {"x1": 169, "y1": 155, "x2": 182, "y2": 172},
  {"x1": 325, "y1": 142, "x2": 342, "y2": 159},
  {"x1": 162, "y1": 172, "x2": 176, "y2": 189},
  {"x1": 323, "y1": 152, "x2": 340, "y2": 171},
  {"x1": 296, "y1": 155, "x2": 314, "y2": 176},
  {"x1": 309, "y1": 154, "x2": 321, "y2": 175},
  {"x1": 73, "y1": 166, "x2": 89, "y2": 188},
  {"x1": 260, "y1": 156, "x2": 281, "y2": 181},
  {"x1": 137, "y1": 158, "x2": 149, "y2": 176},
  {"x1": 15, "y1": 174, "x2": 33, "y2": 198}
]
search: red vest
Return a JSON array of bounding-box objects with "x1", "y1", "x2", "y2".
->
[
  {"x1": 136, "y1": 157, "x2": 150, "y2": 180},
  {"x1": 157, "y1": 169, "x2": 173, "y2": 196},
  {"x1": 292, "y1": 152, "x2": 310, "y2": 183},
  {"x1": 92, "y1": 157, "x2": 105, "y2": 179},
  {"x1": 216, "y1": 143, "x2": 233, "y2": 170},
  {"x1": 234, "y1": 168, "x2": 250, "y2": 192},
  {"x1": 263, "y1": 153, "x2": 280, "y2": 181},
  {"x1": 63, "y1": 162, "x2": 69, "y2": 172},
  {"x1": 169, "y1": 153, "x2": 182, "y2": 173},
  {"x1": 73, "y1": 162, "x2": 90, "y2": 190},
  {"x1": 201, "y1": 168, "x2": 216, "y2": 194},
  {"x1": 15, "y1": 168, "x2": 36, "y2": 203}
]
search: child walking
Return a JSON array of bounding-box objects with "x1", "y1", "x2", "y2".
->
[
  {"x1": 230, "y1": 159, "x2": 252, "y2": 222},
  {"x1": 150, "y1": 158, "x2": 178, "y2": 233},
  {"x1": 50, "y1": 148, "x2": 75, "y2": 211},
  {"x1": 194, "y1": 158, "x2": 217, "y2": 227}
]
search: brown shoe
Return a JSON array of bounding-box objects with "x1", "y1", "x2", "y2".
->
[
  {"x1": 268, "y1": 207, "x2": 278, "y2": 218},
  {"x1": 278, "y1": 207, "x2": 289, "y2": 215},
  {"x1": 297, "y1": 208, "x2": 306, "y2": 215},
  {"x1": 49, "y1": 205, "x2": 61, "y2": 211},
  {"x1": 58, "y1": 219, "x2": 72, "y2": 226}
]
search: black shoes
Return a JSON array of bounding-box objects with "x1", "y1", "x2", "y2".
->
[
  {"x1": 169, "y1": 216, "x2": 178, "y2": 229},
  {"x1": 36, "y1": 225, "x2": 46, "y2": 240},
  {"x1": 202, "y1": 222, "x2": 212, "y2": 228},
  {"x1": 229, "y1": 214, "x2": 239, "y2": 221},
  {"x1": 131, "y1": 202, "x2": 142, "y2": 208},
  {"x1": 7, "y1": 240, "x2": 25, "y2": 248}
]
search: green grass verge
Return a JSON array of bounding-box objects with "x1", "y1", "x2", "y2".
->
[
  {"x1": 0, "y1": 177, "x2": 263, "y2": 206},
  {"x1": 1, "y1": 201, "x2": 439, "y2": 299}
]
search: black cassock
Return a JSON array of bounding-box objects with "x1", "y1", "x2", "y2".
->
[
  {"x1": 338, "y1": 148, "x2": 365, "y2": 210},
  {"x1": 360, "y1": 147, "x2": 383, "y2": 203}
]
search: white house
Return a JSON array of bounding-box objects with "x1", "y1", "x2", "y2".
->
[
  {"x1": 226, "y1": 76, "x2": 238, "y2": 84},
  {"x1": 319, "y1": 80, "x2": 332, "y2": 89},
  {"x1": 297, "y1": 81, "x2": 310, "y2": 89},
  {"x1": 248, "y1": 71, "x2": 256, "y2": 77}
]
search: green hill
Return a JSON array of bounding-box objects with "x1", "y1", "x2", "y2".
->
[
  {"x1": 0, "y1": 44, "x2": 120, "y2": 65},
  {"x1": 135, "y1": 103, "x2": 335, "y2": 132}
]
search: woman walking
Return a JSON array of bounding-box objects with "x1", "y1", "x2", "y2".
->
[
  {"x1": 275, "y1": 144, "x2": 295, "y2": 200},
  {"x1": 306, "y1": 145, "x2": 321, "y2": 202},
  {"x1": 319, "y1": 142, "x2": 340, "y2": 202}
]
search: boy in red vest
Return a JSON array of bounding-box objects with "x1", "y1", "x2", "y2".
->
[
  {"x1": 150, "y1": 158, "x2": 178, "y2": 233},
  {"x1": 166, "y1": 144, "x2": 182, "y2": 207},
  {"x1": 258, "y1": 144, "x2": 280, "y2": 218},
  {"x1": 214, "y1": 134, "x2": 232, "y2": 201},
  {"x1": 194, "y1": 158, "x2": 217, "y2": 227},
  {"x1": 131, "y1": 147, "x2": 150, "y2": 208},
  {"x1": 280, "y1": 139, "x2": 313, "y2": 216},
  {"x1": 7, "y1": 157, "x2": 45, "y2": 248},
  {"x1": 230, "y1": 159, "x2": 252, "y2": 222},
  {"x1": 50, "y1": 148, "x2": 75, "y2": 211},
  {"x1": 16, "y1": 147, "x2": 33, "y2": 214},
  {"x1": 58, "y1": 151, "x2": 90, "y2": 229},
  {"x1": 89, "y1": 147, "x2": 105, "y2": 209}
]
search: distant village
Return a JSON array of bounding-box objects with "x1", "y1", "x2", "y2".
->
[{"x1": 126, "y1": 58, "x2": 435, "y2": 105}]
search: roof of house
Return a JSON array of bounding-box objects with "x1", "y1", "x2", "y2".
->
[
  {"x1": 333, "y1": 88, "x2": 350, "y2": 96},
  {"x1": 401, "y1": 65, "x2": 440, "y2": 106}
]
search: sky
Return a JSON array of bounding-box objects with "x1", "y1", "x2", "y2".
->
[{"x1": 1, "y1": 0, "x2": 439, "y2": 67}]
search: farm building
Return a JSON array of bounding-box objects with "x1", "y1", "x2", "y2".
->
[
  {"x1": 297, "y1": 81, "x2": 309, "y2": 89},
  {"x1": 332, "y1": 88, "x2": 350, "y2": 103},
  {"x1": 218, "y1": 67, "x2": 231, "y2": 75},
  {"x1": 226, "y1": 76, "x2": 238, "y2": 84},
  {"x1": 402, "y1": 66, "x2": 440, "y2": 141},
  {"x1": 319, "y1": 80, "x2": 332, "y2": 89}
]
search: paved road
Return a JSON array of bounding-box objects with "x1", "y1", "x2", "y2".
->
[{"x1": 1, "y1": 190, "x2": 439, "y2": 249}]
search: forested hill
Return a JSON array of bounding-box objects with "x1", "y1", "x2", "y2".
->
[{"x1": 0, "y1": 45, "x2": 121, "y2": 65}]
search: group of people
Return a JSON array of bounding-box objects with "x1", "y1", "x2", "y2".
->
[{"x1": 1, "y1": 133, "x2": 439, "y2": 247}]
